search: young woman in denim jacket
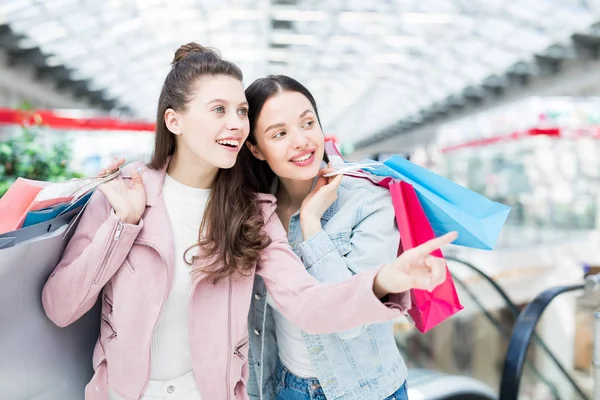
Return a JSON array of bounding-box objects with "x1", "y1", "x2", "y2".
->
[
  {"x1": 244, "y1": 75, "x2": 417, "y2": 400},
  {"x1": 43, "y1": 44, "x2": 455, "y2": 400}
]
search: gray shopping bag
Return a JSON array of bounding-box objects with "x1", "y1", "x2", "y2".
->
[{"x1": 0, "y1": 209, "x2": 100, "y2": 400}]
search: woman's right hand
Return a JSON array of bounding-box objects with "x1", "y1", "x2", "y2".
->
[
  {"x1": 97, "y1": 157, "x2": 146, "y2": 225},
  {"x1": 373, "y1": 231, "x2": 458, "y2": 297},
  {"x1": 299, "y1": 167, "x2": 343, "y2": 238}
]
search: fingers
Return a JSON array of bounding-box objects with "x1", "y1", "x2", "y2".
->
[
  {"x1": 408, "y1": 259, "x2": 446, "y2": 291},
  {"x1": 130, "y1": 168, "x2": 144, "y2": 190},
  {"x1": 411, "y1": 276, "x2": 433, "y2": 291},
  {"x1": 315, "y1": 173, "x2": 342, "y2": 194},
  {"x1": 415, "y1": 231, "x2": 458, "y2": 256},
  {"x1": 326, "y1": 173, "x2": 343, "y2": 189},
  {"x1": 319, "y1": 167, "x2": 335, "y2": 177},
  {"x1": 425, "y1": 255, "x2": 447, "y2": 287},
  {"x1": 311, "y1": 175, "x2": 328, "y2": 192},
  {"x1": 107, "y1": 157, "x2": 126, "y2": 172},
  {"x1": 98, "y1": 157, "x2": 126, "y2": 176}
]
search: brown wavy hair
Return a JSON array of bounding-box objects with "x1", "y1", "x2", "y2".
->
[{"x1": 148, "y1": 42, "x2": 270, "y2": 284}]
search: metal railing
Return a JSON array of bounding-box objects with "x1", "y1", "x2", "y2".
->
[
  {"x1": 498, "y1": 282, "x2": 587, "y2": 400},
  {"x1": 445, "y1": 256, "x2": 584, "y2": 400}
]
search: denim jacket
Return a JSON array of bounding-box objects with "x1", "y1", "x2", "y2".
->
[{"x1": 247, "y1": 175, "x2": 408, "y2": 400}]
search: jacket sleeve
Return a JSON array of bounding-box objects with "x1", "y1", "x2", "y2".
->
[
  {"x1": 42, "y1": 190, "x2": 143, "y2": 327},
  {"x1": 295, "y1": 185, "x2": 408, "y2": 338},
  {"x1": 256, "y1": 209, "x2": 406, "y2": 335}
]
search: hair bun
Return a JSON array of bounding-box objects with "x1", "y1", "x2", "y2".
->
[{"x1": 172, "y1": 42, "x2": 218, "y2": 65}]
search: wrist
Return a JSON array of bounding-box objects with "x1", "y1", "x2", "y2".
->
[
  {"x1": 116, "y1": 212, "x2": 139, "y2": 225},
  {"x1": 373, "y1": 267, "x2": 390, "y2": 298},
  {"x1": 300, "y1": 215, "x2": 322, "y2": 239}
]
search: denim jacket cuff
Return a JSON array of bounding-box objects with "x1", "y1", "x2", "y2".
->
[{"x1": 297, "y1": 230, "x2": 337, "y2": 268}]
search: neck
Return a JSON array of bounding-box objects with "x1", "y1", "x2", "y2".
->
[
  {"x1": 167, "y1": 150, "x2": 219, "y2": 189},
  {"x1": 277, "y1": 177, "x2": 314, "y2": 210}
]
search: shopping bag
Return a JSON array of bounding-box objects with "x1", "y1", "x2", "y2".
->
[
  {"x1": 390, "y1": 180, "x2": 463, "y2": 333},
  {"x1": 323, "y1": 141, "x2": 462, "y2": 331},
  {"x1": 0, "y1": 207, "x2": 100, "y2": 400},
  {"x1": 367, "y1": 156, "x2": 511, "y2": 250},
  {"x1": 0, "y1": 237, "x2": 15, "y2": 250},
  {"x1": 0, "y1": 206, "x2": 85, "y2": 249},
  {"x1": 0, "y1": 177, "x2": 51, "y2": 234},
  {"x1": 22, "y1": 190, "x2": 93, "y2": 228},
  {"x1": 0, "y1": 168, "x2": 120, "y2": 234}
]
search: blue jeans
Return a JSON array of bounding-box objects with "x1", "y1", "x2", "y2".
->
[{"x1": 274, "y1": 361, "x2": 409, "y2": 400}]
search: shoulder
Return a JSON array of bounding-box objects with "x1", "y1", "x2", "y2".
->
[
  {"x1": 337, "y1": 175, "x2": 392, "y2": 207},
  {"x1": 254, "y1": 193, "x2": 289, "y2": 242},
  {"x1": 256, "y1": 193, "x2": 277, "y2": 221}
]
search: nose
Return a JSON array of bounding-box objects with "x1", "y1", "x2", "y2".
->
[
  {"x1": 290, "y1": 128, "x2": 309, "y2": 149},
  {"x1": 225, "y1": 110, "x2": 244, "y2": 131}
]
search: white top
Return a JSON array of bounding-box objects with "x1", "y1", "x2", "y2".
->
[
  {"x1": 149, "y1": 174, "x2": 211, "y2": 380},
  {"x1": 267, "y1": 294, "x2": 317, "y2": 378}
]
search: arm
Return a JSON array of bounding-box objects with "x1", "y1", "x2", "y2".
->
[
  {"x1": 296, "y1": 187, "x2": 408, "y2": 338},
  {"x1": 42, "y1": 191, "x2": 143, "y2": 327},
  {"x1": 298, "y1": 187, "x2": 400, "y2": 280},
  {"x1": 256, "y1": 210, "x2": 405, "y2": 335}
]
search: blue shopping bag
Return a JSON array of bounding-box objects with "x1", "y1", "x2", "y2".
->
[
  {"x1": 367, "y1": 155, "x2": 510, "y2": 250},
  {"x1": 21, "y1": 191, "x2": 93, "y2": 228}
]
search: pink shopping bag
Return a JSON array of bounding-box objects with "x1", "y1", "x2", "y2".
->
[
  {"x1": 0, "y1": 178, "x2": 69, "y2": 234},
  {"x1": 389, "y1": 180, "x2": 463, "y2": 333}
]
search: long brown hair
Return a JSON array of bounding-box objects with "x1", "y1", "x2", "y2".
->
[{"x1": 148, "y1": 42, "x2": 270, "y2": 284}]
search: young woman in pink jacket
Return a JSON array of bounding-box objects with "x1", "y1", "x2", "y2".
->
[{"x1": 42, "y1": 42, "x2": 456, "y2": 400}]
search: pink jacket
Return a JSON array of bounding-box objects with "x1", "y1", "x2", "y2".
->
[{"x1": 42, "y1": 160, "x2": 409, "y2": 400}]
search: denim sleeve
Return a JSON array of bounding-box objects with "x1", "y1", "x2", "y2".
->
[{"x1": 295, "y1": 186, "x2": 401, "y2": 339}]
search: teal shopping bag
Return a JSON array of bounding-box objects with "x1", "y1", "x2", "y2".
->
[{"x1": 367, "y1": 156, "x2": 510, "y2": 250}]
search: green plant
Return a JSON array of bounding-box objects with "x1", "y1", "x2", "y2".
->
[{"x1": 0, "y1": 104, "x2": 83, "y2": 197}]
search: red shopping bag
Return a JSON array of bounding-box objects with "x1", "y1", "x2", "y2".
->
[{"x1": 389, "y1": 180, "x2": 463, "y2": 333}]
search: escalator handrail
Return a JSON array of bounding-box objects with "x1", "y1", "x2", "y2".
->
[
  {"x1": 446, "y1": 256, "x2": 521, "y2": 317},
  {"x1": 498, "y1": 284, "x2": 587, "y2": 400},
  {"x1": 447, "y1": 256, "x2": 588, "y2": 399},
  {"x1": 450, "y1": 272, "x2": 560, "y2": 398}
]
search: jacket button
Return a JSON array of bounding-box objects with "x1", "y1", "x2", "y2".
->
[
  {"x1": 254, "y1": 328, "x2": 261, "y2": 336},
  {"x1": 254, "y1": 293, "x2": 262, "y2": 300},
  {"x1": 166, "y1": 385, "x2": 175, "y2": 394}
]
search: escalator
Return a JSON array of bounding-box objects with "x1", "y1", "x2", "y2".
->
[{"x1": 396, "y1": 256, "x2": 591, "y2": 400}]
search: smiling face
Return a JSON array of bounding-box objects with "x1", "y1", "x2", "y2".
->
[
  {"x1": 247, "y1": 90, "x2": 325, "y2": 182},
  {"x1": 165, "y1": 74, "x2": 250, "y2": 170}
]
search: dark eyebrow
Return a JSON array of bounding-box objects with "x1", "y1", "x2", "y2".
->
[
  {"x1": 264, "y1": 109, "x2": 314, "y2": 134},
  {"x1": 264, "y1": 122, "x2": 285, "y2": 134},
  {"x1": 299, "y1": 109, "x2": 314, "y2": 119}
]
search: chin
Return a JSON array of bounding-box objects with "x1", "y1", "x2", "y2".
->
[
  {"x1": 290, "y1": 168, "x2": 319, "y2": 182},
  {"x1": 216, "y1": 160, "x2": 237, "y2": 170}
]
